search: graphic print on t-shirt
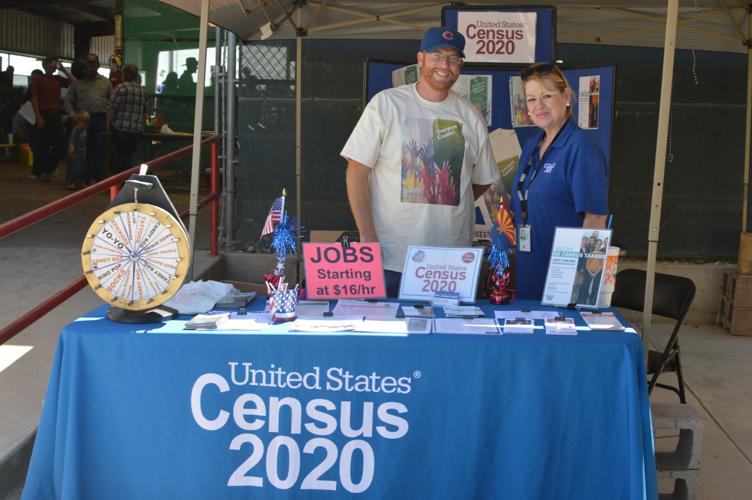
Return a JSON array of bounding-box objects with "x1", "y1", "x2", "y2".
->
[{"x1": 401, "y1": 118, "x2": 465, "y2": 206}]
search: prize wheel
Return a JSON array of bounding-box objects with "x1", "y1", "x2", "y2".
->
[{"x1": 81, "y1": 202, "x2": 190, "y2": 311}]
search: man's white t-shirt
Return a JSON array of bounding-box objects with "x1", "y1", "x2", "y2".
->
[{"x1": 341, "y1": 83, "x2": 499, "y2": 272}]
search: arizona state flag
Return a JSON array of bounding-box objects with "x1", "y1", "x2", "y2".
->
[{"x1": 494, "y1": 198, "x2": 516, "y2": 249}]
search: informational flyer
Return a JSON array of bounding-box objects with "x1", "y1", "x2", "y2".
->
[
  {"x1": 399, "y1": 246, "x2": 484, "y2": 303},
  {"x1": 391, "y1": 66, "x2": 492, "y2": 124},
  {"x1": 541, "y1": 227, "x2": 612, "y2": 307},
  {"x1": 392, "y1": 65, "x2": 420, "y2": 87},
  {"x1": 452, "y1": 74, "x2": 493, "y2": 124},
  {"x1": 578, "y1": 75, "x2": 600, "y2": 129},
  {"x1": 509, "y1": 76, "x2": 534, "y2": 127},
  {"x1": 489, "y1": 128, "x2": 522, "y2": 189},
  {"x1": 457, "y1": 11, "x2": 538, "y2": 64}
]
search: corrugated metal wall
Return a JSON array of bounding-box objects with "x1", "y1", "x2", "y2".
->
[
  {"x1": 0, "y1": 10, "x2": 74, "y2": 59},
  {"x1": 90, "y1": 35, "x2": 115, "y2": 62}
]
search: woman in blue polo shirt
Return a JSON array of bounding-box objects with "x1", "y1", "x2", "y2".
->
[{"x1": 511, "y1": 62, "x2": 608, "y2": 300}]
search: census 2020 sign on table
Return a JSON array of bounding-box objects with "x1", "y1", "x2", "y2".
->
[{"x1": 190, "y1": 358, "x2": 412, "y2": 493}]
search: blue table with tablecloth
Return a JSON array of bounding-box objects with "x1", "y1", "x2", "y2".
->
[{"x1": 22, "y1": 300, "x2": 656, "y2": 500}]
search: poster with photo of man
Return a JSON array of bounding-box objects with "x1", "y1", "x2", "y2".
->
[{"x1": 542, "y1": 227, "x2": 612, "y2": 307}]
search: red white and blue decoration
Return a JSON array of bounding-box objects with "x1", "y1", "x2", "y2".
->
[
  {"x1": 268, "y1": 278, "x2": 299, "y2": 322},
  {"x1": 488, "y1": 197, "x2": 515, "y2": 304}
]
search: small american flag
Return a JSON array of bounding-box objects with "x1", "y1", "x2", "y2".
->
[{"x1": 261, "y1": 196, "x2": 284, "y2": 236}]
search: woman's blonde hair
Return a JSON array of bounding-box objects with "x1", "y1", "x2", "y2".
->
[{"x1": 521, "y1": 62, "x2": 572, "y2": 115}]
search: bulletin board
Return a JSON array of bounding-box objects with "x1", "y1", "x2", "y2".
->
[{"x1": 364, "y1": 60, "x2": 616, "y2": 171}]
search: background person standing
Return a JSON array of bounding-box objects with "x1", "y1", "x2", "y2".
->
[
  {"x1": 30, "y1": 58, "x2": 74, "y2": 182},
  {"x1": 108, "y1": 64, "x2": 146, "y2": 173},
  {"x1": 64, "y1": 53, "x2": 111, "y2": 183}
]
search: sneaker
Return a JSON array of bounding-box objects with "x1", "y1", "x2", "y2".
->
[{"x1": 28, "y1": 173, "x2": 38, "y2": 180}]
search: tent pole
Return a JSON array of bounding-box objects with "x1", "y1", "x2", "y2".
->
[
  {"x1": 643, "y1": 0, "x2": 679, "y2": 349},
  {"x1": 295, "y1": 11, "x2": 303, "y2": 282},
  {"x1": 742, "y1": 11, "x2": 751, "y2": 233},
  {"x1": 214, "y1": 27, "x2": 225, "y2": 246},
  {"x1": 225, "y1": 31, "x2": 237, "y2": 247},
  {"x1": 187, "y1": 0, "x2": 210, "y2": 279}
]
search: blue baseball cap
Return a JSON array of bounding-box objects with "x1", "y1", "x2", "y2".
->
[{"x1": 420, "y1": 27, "x2": 466, "y2": 58}]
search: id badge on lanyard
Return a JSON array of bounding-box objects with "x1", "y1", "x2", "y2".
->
[{"x1": 519, "y1": 225, "x2": 532, "y2": 252}]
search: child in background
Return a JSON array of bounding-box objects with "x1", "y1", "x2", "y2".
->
[{"x1": 66, "y1": 111, "x2": 90, "y2": 190}]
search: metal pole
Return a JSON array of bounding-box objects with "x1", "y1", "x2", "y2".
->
[
  {"x1": 187, "y1": 0, "x2": 210, "y2": 278},
  {"x1": 225, "y1": 31, "x2": 237, "y2": 247},
  {"x1": 214, "y1": 27, "x2": 222, "y2": 139},
  {"x1": 643, "y1": 0, "x2": 679, "y2": 348},
  {"x1": 295, "y1": 12, "x2": 303, "y2": 282},
  {"x1": 743, "y1": 11, "x2": 751, "y2": 232}
]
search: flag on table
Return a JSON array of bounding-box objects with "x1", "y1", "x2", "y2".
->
[
  {"x1": 493, "y1": 199, "x2": 516, "y2": 248},
  {"x1": 261, "y1": 196, "x2": 284, "y2": 236}
]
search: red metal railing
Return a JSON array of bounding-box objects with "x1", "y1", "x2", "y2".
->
[{"x1": 0, "y1": 136, "x2": 220, "y2": 346}]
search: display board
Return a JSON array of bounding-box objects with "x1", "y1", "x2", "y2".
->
[
  {"x1": 442, "y1": 5, "x2": 556, "y2": 64},
  {"x1": 365, "y1": 60, "x2": 615, "y2": 172}
]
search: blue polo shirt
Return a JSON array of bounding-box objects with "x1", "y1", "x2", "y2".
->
[{"x1": 510, "y1": 120, "x2": 608, "y2": 300}]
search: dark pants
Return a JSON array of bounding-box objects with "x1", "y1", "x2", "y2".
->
[
  {"x1": 86, "y1": 113, "x2": 106, "y2": 182},
  {"x1": 30, "y1": 110, "x2": 64, "y2": 176},
  {"x1": 111, "y1": 128, "x2": 142, "y2": 173}
]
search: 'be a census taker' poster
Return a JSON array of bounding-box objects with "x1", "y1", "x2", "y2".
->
[
  {"x1": 542, "y1": 227, "x2": 612, "y2": 307},
  {"x1": 458, "y1": 11, "x2": 537, "y2": 64}
]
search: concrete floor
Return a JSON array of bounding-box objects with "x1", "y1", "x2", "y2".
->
[{"x1": 0, "y1": 161, "x2": 751, "y2": 499}]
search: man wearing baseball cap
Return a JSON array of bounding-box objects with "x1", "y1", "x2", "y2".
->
[{"x1": 341, "y1": 26, "x2": 499, "y2": 296}]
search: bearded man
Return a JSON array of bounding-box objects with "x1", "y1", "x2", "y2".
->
[{"x1": 341, "y1": 27, "x2": 499, "y2": 296}]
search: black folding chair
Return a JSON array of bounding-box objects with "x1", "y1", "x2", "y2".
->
[{"x1": 611, "y1": 269, "x2": 696, "y2": 403}]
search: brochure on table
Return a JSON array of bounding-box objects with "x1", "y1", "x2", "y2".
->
[
  {"x1": 303, "y1": 242, "x2": 386, "y2": 299},
  {"x1": 542, "y1": 227, "x2": 613, "y2": 307},
  {"x1": 399, "y1": 246, "x2": 484, "y2": 303}
]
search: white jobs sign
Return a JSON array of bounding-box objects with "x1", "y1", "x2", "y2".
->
[
  {"x1": 458, "y1": 11, "x2": 537, "y2": 64},
  {"x1": 399, "y1": 246, "x2": 484, "y2": 303}
]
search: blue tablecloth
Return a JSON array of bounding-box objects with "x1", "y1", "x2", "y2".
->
[{"x1": 23, "y1": 300, "x2": 656, "y2": 500}]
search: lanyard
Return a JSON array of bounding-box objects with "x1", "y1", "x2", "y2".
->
[{"x1": 516, "y1": 125, "x2": 565, "y2": 225}]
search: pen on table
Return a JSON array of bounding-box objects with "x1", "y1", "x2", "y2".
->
[{"x1": 606, "y1": 214, "x2": 613, "y2": 229}]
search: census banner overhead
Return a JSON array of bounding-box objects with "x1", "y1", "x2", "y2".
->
[
  {"x1": 459, "y1": 11, "x2": 537, "y2": 63},
  {"x1": 443, "y1": 6, "x2": 556, "y2": 64}
]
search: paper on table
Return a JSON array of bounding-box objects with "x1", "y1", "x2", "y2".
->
[
  {"x1": 289, "y1": 318, "x2": 363, "y2": 332},
  {"x1": 544, "y1": 317, "x2": 578, "y2": 336},
  {"x1": 434, "y1": 318, "x2": 499, "y2": 335},
  {"x1": 354, "y1": 319, "x2": 430, "y2": 335},
  {"x1": 494, "y1": 310, "x2": 558, "y2": 322},
  {"x1": 218, "y1": 312, "x2": 273, "y2": 331},
  {"x1": 185, "y1": 312, "x2": 230, "y2": 330},
  {"x1": 401, "y1": 306, "x2": 436, "y2": 318},
  {"x1": 296, "y1": 300, "x2": 330, "y2": 318},
  {"x1": 332, "y1": 300, "x2": 399, "y2": 319},
  {"x1": 502, "y1": 318, "x2": 535, "y2": 334},
  {"x1": 165, "y1": 280, "x2": 235, "y2": 314},
  {"x1": 443, "y1": 306, "x2": 485, "y2": 318},
  {"x1": 580, "y1": 311, "x2": 625, "y2": 331}
]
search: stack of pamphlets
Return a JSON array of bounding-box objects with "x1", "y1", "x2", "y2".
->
[{"x1": 185, "y1": 312, "x2": 230, "y2": 330}]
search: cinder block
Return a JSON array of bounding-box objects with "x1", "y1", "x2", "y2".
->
[
  {"x1": 652, "y1": 403, "x2": 703, "y2": 471},
  {"x1": 657, "y1": 469, "x2": 699, "y2": 500},
  {"x1": 721, "y1": 271, "x2": 752, "y2": 305},
  {"x1": 718, "y1": 272, "x2": 752, "y2": 336}
]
